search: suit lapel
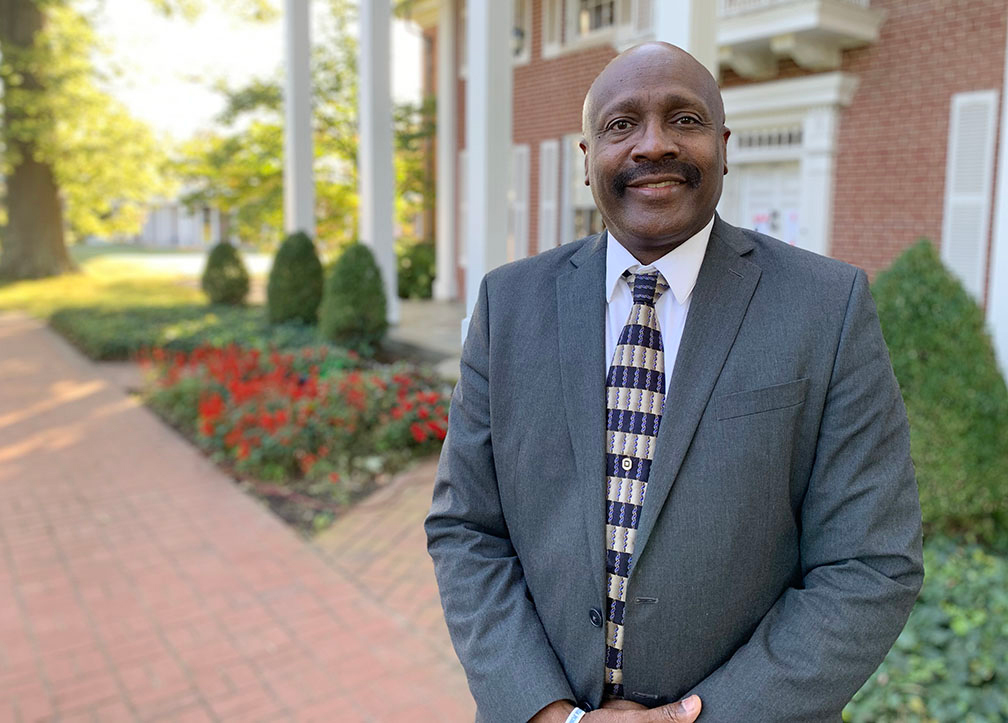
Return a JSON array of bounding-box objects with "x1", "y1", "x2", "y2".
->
[
  {"x1": 631, "y1": 219, "x2": 761, "y2": 567},
  {"x1": 556, "y1": 232, "x2": 608, "y2": 596}
]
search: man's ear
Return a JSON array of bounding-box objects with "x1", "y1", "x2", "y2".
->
[
  {"x1": 579, "y1": 138, "x2": 590, "y2": 186},
  {"x1": 722, "y1": 127, "x2": 730, "y2": 176}
]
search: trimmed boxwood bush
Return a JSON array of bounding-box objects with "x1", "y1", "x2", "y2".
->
[
  {"x1": 844, "y1": 537, "x2": 1008, "y2": 721},
  {"x1": 201, "y1": 241, "x2": 249, "y2": 305},
  {"x1": 397, "y1": 239, "x2": 435, "y2": 299},
  {"x1": 319, "y1": 241, "x2": 388, "y2": 352},
  {"x1": 872, "y1": 241, "x2": 1008, "y2": 540},
  {"x1": 267, "y1": 231, "x2": 324, "y2": 324}
]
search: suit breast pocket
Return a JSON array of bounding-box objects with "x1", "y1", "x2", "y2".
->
[{"x1": 715, "y1": 377, "x2": 809, "y2": 420}]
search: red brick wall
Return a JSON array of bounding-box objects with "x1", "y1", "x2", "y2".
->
[
  {"x1": 430, "y1": 0, "x2": 1007, "y2": 295},
  {"x1": 831, "y1": 0, "x2": 1006, "y2": 278}
]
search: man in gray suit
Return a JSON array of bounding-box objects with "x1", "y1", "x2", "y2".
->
[{"x1": 426, "y1": 42, "x2": 923, "y2": 722}]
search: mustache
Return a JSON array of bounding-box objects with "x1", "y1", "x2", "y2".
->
[{"x1": 612, "y1": 160, "x2": 703, "y2": 195}]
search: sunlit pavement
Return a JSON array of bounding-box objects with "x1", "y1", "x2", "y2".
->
[{"x1": 0, "y1": 312, "x2": 475, "y2": 722}]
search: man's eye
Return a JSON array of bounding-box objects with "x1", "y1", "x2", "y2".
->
[
  {"x1": 608, "y1": 119, "x2": 632, "y2": 131},
  {"x1": 674, "y1": 116, "x2": 700, "y2": 125}
]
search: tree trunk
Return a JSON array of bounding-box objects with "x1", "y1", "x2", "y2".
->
[{"x1": 0, "y1": 0, "x2": 75, "y2": 279}]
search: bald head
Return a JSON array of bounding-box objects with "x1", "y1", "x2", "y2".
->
[
  {"x1": 582, "y1": 42, "x2": 725, "y2": 139},
  {"x1": 577, "y1": 41, "x2": 730, "y2": 263}
]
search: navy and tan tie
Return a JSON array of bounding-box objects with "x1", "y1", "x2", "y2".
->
[{"x1": 603, "y1": 270, "x2": 668, "y2": 699}]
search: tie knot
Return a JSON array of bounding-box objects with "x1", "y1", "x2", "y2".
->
[{"x1": 626, "y1": 271, "x2": 669, "y2": 307}]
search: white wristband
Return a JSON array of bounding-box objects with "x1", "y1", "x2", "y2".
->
[{"x1": 564, "y1": 707, "x2": 587, "y2": 723}]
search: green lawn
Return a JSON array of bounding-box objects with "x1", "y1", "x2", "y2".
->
[
  {"x1": 0, "y1": 246, "x2": 316, "y2": 360},
  {"x1": 0, "y1": 250, "x2": 203, "y2": 317}
]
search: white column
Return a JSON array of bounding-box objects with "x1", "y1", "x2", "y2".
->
[
  {"x1": 987, "y1": 18, "x2": 1008, "y2": 378},
  {"x1": 799, "y1": 106, "x2": 838, "y2": 257},
  {"x1": 283, "y1": 0, "x2": 315, "y2": 237},
  {"x1": 652, "y1": 0, "x2": 718, "y2": 75},
  {"x1": 359, "y1": 0, "x2": 399, "y2": 324},
  {"x1": 433, "y1": 0, "x2": 458, "y2": 301},
  {"x1": 465, "y1": 0, "x2": 512, "y2": 325}
]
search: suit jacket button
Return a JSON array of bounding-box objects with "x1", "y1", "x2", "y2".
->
[{"x1": 589, "y1": 607, "x2": 603, "y2": 627}]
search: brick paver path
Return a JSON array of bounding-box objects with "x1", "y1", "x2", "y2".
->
[
  {"x1": 0, "y1": 314, "x2": 475, "y2": 722},
  {"x1": 314, "y1": 462, "x2": 458, "y2": 667}
]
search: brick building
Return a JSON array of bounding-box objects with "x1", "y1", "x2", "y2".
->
[{"x1": 405, "y1": 0, "x2": 1008, "y2": 372}]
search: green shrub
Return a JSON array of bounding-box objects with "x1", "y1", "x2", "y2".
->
[
  {"x1": 872, "y1": 241, "x2": 1008, "y2": 539},
  {"x1": 48, "y1": 305, "x2": 322, "y2": 360},
  {"x1": 319, "y1": 242, "x2": 388, "y2": 352},
  {"x1": 397, "y1": 239, "x2": 435, "y2": 299},
  {"x1": 844, "y1": 537, "x2": 1008, "y2": 721},
  {"x1": 266, "y1": 231, "x2": 324, "y2": 324},
  {"x1": 200, "y1": 242, "x2": 249, "y2": 305}
]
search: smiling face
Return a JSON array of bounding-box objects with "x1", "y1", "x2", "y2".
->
[{"x1": 580, "y1": 43, "x2": 730, "y2": 263}]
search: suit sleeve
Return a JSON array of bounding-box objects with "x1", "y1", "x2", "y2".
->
[
  {"x1": 687, "y1": 269, "x2": 924, "y2": 721},
  {"x1": 425, "y1": 276, "x2": 575, "y2": 722}
]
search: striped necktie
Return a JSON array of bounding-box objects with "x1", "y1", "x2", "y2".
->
[{"x1": 603, "y1": 270, "x2": 668, "y2": 699}]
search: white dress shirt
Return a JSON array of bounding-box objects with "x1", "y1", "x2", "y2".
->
[{"x1": 604, "y1": 215, "x2": 714, "y2": 395}]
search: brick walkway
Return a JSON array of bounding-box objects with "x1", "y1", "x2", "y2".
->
[{"x1": 0, "y1": 313, "x2": 475, "y2": 722}]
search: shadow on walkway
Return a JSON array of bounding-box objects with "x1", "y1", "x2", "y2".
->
[{"x1": 0, "y1": 313, "x2": 474, "y2": 722}]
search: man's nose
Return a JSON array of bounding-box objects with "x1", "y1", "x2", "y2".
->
[{"x1": 631, "y1": 120, "x2": 680, "y2": 162}]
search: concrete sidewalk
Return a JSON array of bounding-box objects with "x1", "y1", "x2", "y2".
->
[{"x1": 0, "y1": 313, "x2": 474, "y2": 722}]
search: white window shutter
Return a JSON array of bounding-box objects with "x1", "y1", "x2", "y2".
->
[
  {"x1": 458, "y1": 150, "x2": 468, "y2": 267},
  {"x1": 942, "y1": 90, "x2": 998, "y2": 300},
  {"x1": 509, "y1": 145, "x2": 531, "y2": 261},
  {"x1": 539, "y1": 140, "x2": 561, "y2": 252}
]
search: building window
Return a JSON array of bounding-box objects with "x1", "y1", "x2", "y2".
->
[
  {"x1": 575, "y1": 0, "x2": 617, "y2": 37},
  {"x1": 513, "y1": 0, "x2": 531, "y2": 63},
  {"x1": 543, "y1": 0, "x2": 651, "y2": 58},
  {"x1": 564, "y1": 134, "x2": 605, "y2": 241},
  {"x1": 508, "y1": 145, "x2": 531, "y2": 260}
]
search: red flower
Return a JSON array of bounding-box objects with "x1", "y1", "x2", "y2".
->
[
  {"x1": 329, "y1": 472, "x2": 341, "y2": 484},
  {"x1": 198, "y1": 393, "x2": 225, "y2": 421},
  {"x1": 410, "y1": 423, "x2": 427, "y2": 443},
  {"x1": 426, "y1": 420, "x2": 446, "y2": 440},
  {"x1": 417, "y1": 406, "x2": 430, "y2": 420}
]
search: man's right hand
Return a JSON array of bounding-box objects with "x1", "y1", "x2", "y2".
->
[{"x1": 588, "y1": 695, "x2": 701, "y2": 722}]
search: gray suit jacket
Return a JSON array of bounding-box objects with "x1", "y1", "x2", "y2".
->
[{"x1": 426, "y1": 217, "x2": 924, "y2": 722}]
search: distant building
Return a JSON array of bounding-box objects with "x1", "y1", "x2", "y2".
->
[
  {"x1": 405, "y1": 0, "x2": 1008, "y2": 371},
  {"x1": 135, "y1": 201, "x2": 229, "y2": 248}
]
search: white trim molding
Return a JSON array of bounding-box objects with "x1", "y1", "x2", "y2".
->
[
  {"x1": 720, "y1": 72, "x2": 860, "y2": 257},
  {"x1": 988, "y1": 20, "x2": 1008, "y2": 379},
  {"x1": 721, "y1": 71, "x2": 859, "y2": 118}
]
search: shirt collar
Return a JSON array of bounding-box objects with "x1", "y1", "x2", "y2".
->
[{"x1": 605, "y1": 214, "x2": 715, "y2": 305}]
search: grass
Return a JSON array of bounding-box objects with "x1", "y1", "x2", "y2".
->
[
  {"x1": 0, "y1": 250, "x2": 203, "y2": 317},
  {"x1": 0, "y1": 245, "x2": 317, "y2": 360}
]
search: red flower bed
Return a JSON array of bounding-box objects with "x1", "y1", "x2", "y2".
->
[{"x1": 142, "y1": 345, "x2": 451, "y2": 495}]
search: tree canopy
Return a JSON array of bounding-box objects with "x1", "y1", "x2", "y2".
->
[
  {"x1": 175, "y1": 0, "x2": 434, "y2": 253},
  {"x1": 0, "y1": 0, "x2": 275, "y2": 278}
]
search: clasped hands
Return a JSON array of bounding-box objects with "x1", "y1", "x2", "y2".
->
[{"x1": 531, "y1": 695, "x2": 702, "y2": 722}]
